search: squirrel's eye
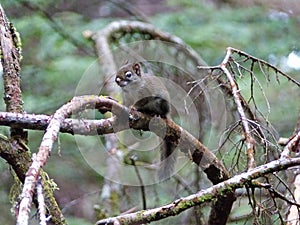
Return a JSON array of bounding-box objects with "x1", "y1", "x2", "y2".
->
[{"x1": 125, "y1": 71, "x2": 132, "y2": 78}]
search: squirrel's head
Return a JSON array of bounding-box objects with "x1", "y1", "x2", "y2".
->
[{"x1": 115, "y1": 63, "x2": 142, "y2": 90}]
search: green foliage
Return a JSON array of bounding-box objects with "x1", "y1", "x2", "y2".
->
[{"x1": 155, "y1": 3, "x2": 299, "y2": 64}]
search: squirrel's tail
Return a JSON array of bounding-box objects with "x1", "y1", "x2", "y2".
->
[{"x1": 158, "y1": 139, "x2": 177, "y2": 180}]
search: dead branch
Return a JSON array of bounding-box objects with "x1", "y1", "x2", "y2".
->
[
  {"x1": 0, "y1": 128, "x2": 66, "y2": 225},
  {"x1": 15, "y1": 95, "x2": 232, "y2": 225},
  {"x1": 91, "y1": 20, "x2": 207, "y2": 68},
  {"x1": 0, "y1": 112, "x2": 115, "y2": 135},
  {"x1": 95, "y1": 156, "x2": 300, "y2": 225},
  {"x1": 228, "y1": 47, "x2": 300, "y2": 87},
  {"x1": 0, "y1": 5, "x2": 23, "y2": 114},
  {"x1": 196, "y1": 46, "x2": 300, "y2": 223},
  {"x1": 200, "y1": 47, "x2": 257, "y2": 170},
  {"x1": 16, "y1": 96, "x2": 121, "y2": 225},
  {"x1": 199, "y1": 46, "x2": 300, "y2": 170},
  {"x1": 0, "y1": 4, "x2": 65, "y2": 224}
]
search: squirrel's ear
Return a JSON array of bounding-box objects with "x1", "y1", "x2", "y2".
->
[{"x1": 133, "y1": 63, "x2": 141, "y2": 76}]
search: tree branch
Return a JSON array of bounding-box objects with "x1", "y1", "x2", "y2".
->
[
  {"x1": 0, "y1": 5, "x2": 23, "y2": 114},
  {"x1": 95, "y1": 156, "x2": 300, "y2": 225},
  {"x1": 228, "y1": 47, "x2": 300, "y2": 87},
  {"x1": 220, "y1": 47, "x2": 256, "y2": 170},
  {"x1": 16, "y1": 96, "x2": 120, "y2": 225},
  {"x1": 0, "y1": 4, "x2": 65, "y2": 224},
  {"x1": 0, "y1": 111, "x2": 115, "y2": 135},
  {"x1": 14, "y1": 95, "x2": 232, "y2": 224}
]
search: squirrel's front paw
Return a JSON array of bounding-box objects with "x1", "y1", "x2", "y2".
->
[{"x1": 129, "y1": 107, "x2": 140, "y2": 121}]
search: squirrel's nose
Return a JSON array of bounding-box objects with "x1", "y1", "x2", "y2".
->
[{"x1": 115, "y1": 77, "x2": 128, "y2": 87}]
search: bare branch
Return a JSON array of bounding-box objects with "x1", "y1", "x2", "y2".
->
[
  {"x1": 16, "y1": 96, "x2": 121, "y2": 225},
  {"x1": 229, "y1": 47, "x2": 300, "y2": 87},
  {"x1": 198, "y1": 46, "x2": 300, "y2": 171},
  {"x1": 95, "y1": 157, "x2": 300, "y2": 225},
  {"x1": 15, "y1": 95, "x2": 232, "y2": 224},
  {"x1": 36, "y1": 176, "x2": 47, "y2": 225},
  {"x1": 220, "y1": 47, "x2": 256, "y2": 170},
  {"x1": 0, "y1": 5, "x2": 65, "y2": 224},
  {"x1": 92, "y1": 20, "x2": 207, "y2": 67},
  {"x1": 0, "y1": 111, "x2": 115, "y2": 135},
  {"x1": 0, "y1": 4, "x2": 27, "y2": 138}
]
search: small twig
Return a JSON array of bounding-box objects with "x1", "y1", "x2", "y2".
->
[
  {"x1": 269, "y1": 186, "x2": 300, "y2": 208},
  {"x1": 130, "y1": 156, "x2": 147, "y2": 210},
  {"x1": 250, "y1": 72, "x2": 271, "y2": 118},
  {"x1": 229, "y1": 47, "x2": 300, "y2": 87}
]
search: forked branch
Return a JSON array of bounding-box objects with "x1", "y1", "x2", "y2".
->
[
  {"x1": 16, "y1": 95, "x2": 231, "y2": 225},
  {"x1": 199, "y1": 46, "x2": 300, "y2": 169}
]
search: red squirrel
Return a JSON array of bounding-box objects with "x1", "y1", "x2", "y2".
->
[{"x1": 115, "y1": 62, "x2": 176, "y2": 179}]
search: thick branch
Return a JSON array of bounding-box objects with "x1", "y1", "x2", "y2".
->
[
  {"x1": 0, "y1": 109, "x2": 239, "y2": 182},
  {"x1": 0, "y1": 112, "x2": 114, "y2": 135},
  {"x1": 129, "y1": 111, "x2": 230, "y2": 183},
  {"x1": 15, "y1": 95, "x2": 232, "y2": 224},
  {"x1": 0, "y1": 96, "x2": 230, "y2": 182},
  {"x1": 16, "y1": 96, "x2": 124, "y2": 224},
  {"x1": 0, "y1": 4, "x2": 27, "y2": 139},
  {"x1": 0, "y1": 98, "x2": 230, "y2": 183},
  {"x1": 0, "y1": 135, "x2": 66, "y2": 225},
  {"x1": 0, "y1": 5, "x2": 65, "y2": 224},
  {"x1": 95, "y1": 156, "x2": 300, "y2": 225},
  {"x1": 0, "y1": 5, "x2": 23, "y2": 113}
]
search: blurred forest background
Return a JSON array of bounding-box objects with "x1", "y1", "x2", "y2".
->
[{"x1": 0, "y1": 0, "x2": 299, "y2": 224}]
